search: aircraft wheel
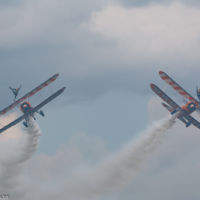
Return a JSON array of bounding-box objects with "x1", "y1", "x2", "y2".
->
[
  {"x1": 186, "y1": 122, "x2": 191, "y2": 127},
  {"x1": 23, "y1": 121, "x2": 28, "y2": 127},
  {"x1": 40, "y1": 110, "x2": 45, "y2": 117}
]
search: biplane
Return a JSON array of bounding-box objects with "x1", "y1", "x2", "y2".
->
[
  {"x1": 151, "y1": 71, "x2": 200, "y2": 129},
  {"x1": 0, "y1": 73, "x2": 65, "y2": 133}
]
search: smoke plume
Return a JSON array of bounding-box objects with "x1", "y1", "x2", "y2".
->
[
  {"x1": 0, "y1": 114, "x2": 41, "y2": 196},
  {"x1": 22, "y1": 115, "x2": 176, "y2": 200},
  {"x1": 0, "y1": 113, "x2": 176, "y2": 200},
  {"x1": 55, "y1": 115, "x2": 176, "y2": 199}
]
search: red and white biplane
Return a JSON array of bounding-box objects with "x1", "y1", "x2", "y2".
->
[
  {"x1": 0, "y1": 73, "x2": 65, "y2": 133},
  {"x1": 151, "y1": 71, "x2": 200, "y2": 129}
]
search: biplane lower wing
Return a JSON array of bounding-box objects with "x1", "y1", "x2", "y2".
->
[
  {"x1": 150, "y1": 83, "x2": 180, "y2": 110},
  {"x1": 0, "y1": 115, "x2": 26, "y2": 134},
  {"x1": 30, "y1": 87, "x2": 66, "y2": 114},
  {"x1": 0, "y1": 73, "x2": 59, "y2": 115},
  {"x1": 0, "y1": 87, "x2": 66, "y2": 134},
  {"x1": 159, "y1": 71, "x2": 198, "y2": 105}
]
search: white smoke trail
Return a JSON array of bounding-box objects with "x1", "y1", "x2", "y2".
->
[
  {"x1": 0, "y1": 113, "x2": 176, "y2": 200},
  {"x1": 0, "y1": 114, "x2": 41, "y2": 195},
  {"x1": 37, "y1": 115, "x2": 176, "y2": 200},
  {"x1": 90, "y1": 115, "x2": 176, "y2": 192}
]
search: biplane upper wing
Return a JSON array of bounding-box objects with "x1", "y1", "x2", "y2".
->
[
  {"x1": 0, "y1": 73, "x2": 59, "y2": 115},
  {"x1": 150, "y1": 83, "x2": 180, "y2": 109},
  {"x1": 184, "y1": 115, "x2": 200, "y2": 129},
  {"x1": 159, "y1": 71, "x2": 198, "y2": 105},
  {"x1": 0, "y1": 87, "x2": 66, "y2": 134}
]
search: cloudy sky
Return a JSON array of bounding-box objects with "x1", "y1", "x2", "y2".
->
[{"x1": 1, "y1": 0, "x2": 200, "y2": 199}]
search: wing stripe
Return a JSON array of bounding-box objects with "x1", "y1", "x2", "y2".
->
[{"x1": 159, "y1": 71, "x2": 198, "y2": 104}]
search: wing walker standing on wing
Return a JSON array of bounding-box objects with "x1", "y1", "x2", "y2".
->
[
  {"x1": 9, "y1": 85, "x2": 21, "y2": 101},
  {"x1": 0, "y1": 73, "x2": 66, "y2": 134},
  {"x1": 151, "y1": 71, "x2": 200, "y2": 129}
]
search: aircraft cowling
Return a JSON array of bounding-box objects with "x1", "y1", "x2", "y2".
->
[
  {"x1": 187, "y1": 102, "x2": 196, "y2": 112},
  {"x1": 20, "y1": 102, "x2": 32, "y2": 113}
]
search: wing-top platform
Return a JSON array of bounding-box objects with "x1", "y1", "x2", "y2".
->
[
  {"x1": 159, "y1": 71, "x2": 198, "y2": 105},
  {"x1": 0, "y1": 73, "x2": 59, "y2": 115}
]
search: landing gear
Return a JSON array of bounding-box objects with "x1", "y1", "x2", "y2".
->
[
  {"x1": 171, "y1": 109, "x2": 177, "y2": 115},
  {"x1": 171, "y1": 108, "x2": 180, "y2": 115},
  {"x1": 39, "y1": 110, "x2": 45, "y2": 117},
  {"x1": 23, "y1": 121, "x2": 28, "y2": 127},
  {"x1": 186, "y1": 122, "x2": 191, "y2": 127}
]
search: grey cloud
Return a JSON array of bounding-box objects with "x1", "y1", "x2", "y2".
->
[
  {"x1": 117, "y1": 0, "x2": 173, "y2": 7},
  {"x1": 0, "y1": 0, "x2": 200, "y2": 109},
  {"x1": 117, "y1": 0, "x2": 200, "y2": 7},
  {"x1": 0, "y1": 0, "x2": 23, "y2": 6}
]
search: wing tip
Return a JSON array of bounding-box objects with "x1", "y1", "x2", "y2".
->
[
  {"x1": 62, "y1": 86, "x2": 66, "y2": 91},
  {"x1": 159, "y1": 70, "x2": 164, "y2": 75},
  {"x1": 150, "y1": 83, "x2": 155, "y2": 89},
  {"x1": 54, "y1": 73, "x2": 59, "y2": 77},
  {"x1": 59, "y1": 86, "x2": 67, "y2": 93}
]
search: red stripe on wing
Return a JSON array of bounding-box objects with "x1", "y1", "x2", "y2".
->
[{"x1": 159, "y1": 71, "x2": 198, "y2": 105}]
